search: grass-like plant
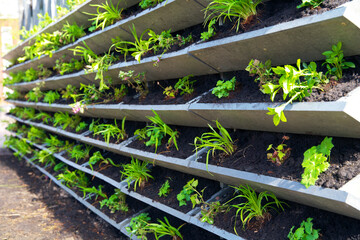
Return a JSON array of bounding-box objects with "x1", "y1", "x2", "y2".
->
[
  {"x1": 79, "y1": 185, "x2": 107, "y2": 200},
  {"x1": 230, "y1": 185, "x2": 286, "y2": 234},
  {"x1": 120, "y1": 157, "x2": 154, "y2": 191},
  {"x1": 26, "y1": 126, "x2": 47, "y2": 144},
  {"x1": 297, "y1": 0, "x2": 324, "y2": 9},
  {"x1": 144, "y1": 217, "x2": 184, "y2": 240},
  {"x1": 194, "y1": 120, "x2": 236, "y2": 171},
  {"x1": 43, "y1": 90, "x2": 60, "y2": 105},
  {"x1": 53, "y1": 112, "x2": 82, "y2": 130},
  {"x1": 204, "y1": 0, "x2": 263, "y2": 32},
  {"x1": 90, "y1": 117, "x2": 127, "y2": 145},
  {"x1": 67, "y1": 144, "x2": 93, "y2": 163},
  {"x1": 86, "y1": 1, "x2": 123, "y2": 31},
  {"x1": 57, "y1": 169, "x2": 89, "y2": 189}
]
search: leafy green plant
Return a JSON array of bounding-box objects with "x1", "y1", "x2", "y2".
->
[
  {"x1": 194, "y1": 120, "x2": 236, "y2": 171},
  {"x1": 301, "y1": 137, "x2": 334, "y2": 188},
  {"x1": 54, "y1": 58, "x2": 84, "y2": 75},
  {"x1": 204, "y1": 0, "x2": 263, "y2": 32},
  {"x1": 17, "y1": 107, "x2": 36, "y2": 120},
  {"x1": 61, "y1": 84, "x2": 78, "y2": 102},
  {"x1": 57, "y1": 169, "x2": 89, "y2": 189},
  {"x1": 174, "y1": 74, "x2": 196, "y2": 96},
  {"x1": 37, "y1": 64, "x2": 52, "y2": 79},
  {"x1": 230, "y1": 185, "x2": 286, "y2": 234},
  {"x1": 90, "y1": 117, "x2": 127, "y2": 144},
  {"x1": 5, "y1": 122, "x2": 19, "y2": 132},
  {"x1": 267, "y1": 135, "x2": 291, "y2": 166},
  {"x1": 144, "y1": 217, "x2": 184, "y2": 240},
  {"x1": 100, "y1": 189, "x2": 129, "y2": 213},
  {"x1": 201, "y1": 18, "x2": 216, "y2": 41},
  {"x1": 43, "y1": 90, "x2": 60, "y2": 105},
  {"x1": 288, "y1": 218, "x2": 320, "y2": 240},
  {"x1": 247, "y1": 59, "x2": 328, "y2": 126},
  {"x1": 33, "y1": 149, "x2": 56, "y2": 167},
  {"x1": 126, "y1": 213, "x2": 151, "y2": 239},
  {"x1": 135, "y1": 110, "x2": 179, "y2": 153},
  {"x1": 86, "y1": 1, "x2": 123, "y2": 31},
  {"x1": 212, "y1": 76, "x2": 236, "y2": 98},
  {"x1": 322, "y1": 42, "x2": 355, "y2": 80},
  {"x1": 177, "y1": 179, "x2": 197, "y2": 207},
  {"x1": 61, "y1": 22, "x2": 86, "y2": 44},
  {"x1": 139, "y1": 0, "x2": 165, "y2": 9},
  {"x1": 120, "y1": 70, "x2": 148, "y2": 99},
  {"x1": 79, "y1": 185, "x2": 107, "y2": 200},
  {"x1": 53, "y1": 112, "x2": 81, "y2": 130},
  {"x1": 34, "y1": 111, "x2": 52, "y2": 124},
  {"x1": 246, "y1": 59, "x2": 274, "y2": 87},
  {"x1": 113, "y1": 84, "x2": 128, "y2": 101},
  {"x1": 158, "y1": 179, "x2": 171, "y2": 197},
  {"x1": 88, "y1": 151, "x2": 119, "y2": 171},
  {"x1": 25, "y1": 87, "x2": 44, "y2": 102},
  {"x1": 53, "y1": 162, "x2": 67, "y2": 172},
  {"x1": 24, "y1": 67, "x2": 39, "y2": 82},
  {"x1": 76, "y1": 122, "x2": 88, "y2": 132},
  {"x1": 297, "y1": 0, "x2": 323, "y2": 9},
  {"x1": 67, "y1": 144, "x2": 93, "y2": 163},
  {"x1": 121, "y1": 157, "x2": 154, "y2": 191},
  {"x1": 26, "y1": 126, "x2": 47, "y2": 143},
  {"x1": 5, "y1": 90, "x2": 23, "y2": 100}
]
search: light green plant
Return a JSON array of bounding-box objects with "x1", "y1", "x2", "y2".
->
[
  {"x1": 100, "y1": 189, "x2": 129, "y2": 213},
  {"x1": 88, "y1": 151, "x2": 119, "y2": 171},
  {"x1": 91, "y1": 117, "x2": 127, "y2": 145},
  {"x1": 288, "y1": 218, "x2": 320, "y2": 240},
  {"x1": 86, "y1": 1, "x2": 123, "y2": 31},
  {"x1": 158, "y1": 179, "x2": 171, "y2": 197},
  {"x1": 201, "y1": 18, "x2": 216, "y2": 41},
  {"x1": 121, "y1": 157, "x2": 154, "y2": 191},
  {"x1": 79, "y1": 185, "x2": 107, "y2": 200},
  {"x1": 67, "y1": 144, "x2": 93, "y2": 163},
  {"x1": 301, "y1": 137, "x2": 334, "y2": 188},
  {"x1": 297, "y1": 0, "x2": 324, "y2": 9},
  {"x1": 43, "y1": 90, "x2": 60, "y2": 105},
  {"x1": 57, "y1": 169, "x2": 89, "y2": 189},
  {"x1": 177, "y1": 178, "x2": 197, "y2": 207},
  {"x1": 144, "y1": 217, "x2": 184, "y2": 240},
  {"x1": 126, "y1": 213, "x2": 151, "y2": 239},
  {"x1": 212, "y1": 76, "x2": 236, "y2": 98}
]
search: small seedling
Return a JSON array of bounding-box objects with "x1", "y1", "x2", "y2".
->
[
  {"x1": 288, "y1": 218, "x2": 320, "y2": 240},
  {"x1": 158, "y1": 179, "x2": 171, "y2": 197},
  {"x1": 267, "y1": 136, "x2": 291, "y2": 166}
]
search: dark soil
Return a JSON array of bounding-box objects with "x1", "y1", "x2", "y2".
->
[
  {"x1": 121, "y1": 74, "x2": 219, "y2": 105},
  {"x1": 127, "y1": 125, "x2": 208, "y2": 159},
  {"x1": 134, "y1": 207, "x2": 223, "y2": 240},
  {"x1": 199, "y1": 66, "x2": 360, "y2": 104},
  {"x1": 84, "y1": 118, "x2": 146, "y2": 144},
  {"x1": 212, "y1": 192, "x2": 360, "y2": 240},
  {"x1": 130, "y1": 166, "x2": 221, "y2": 213},
  {"x1": 198, "y1": 130, "x2": 360, "y2": 189}
]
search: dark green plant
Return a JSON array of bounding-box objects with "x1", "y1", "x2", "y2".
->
[
  {"x1": 88, "y1": 151, "x2": 119, "y2": 171},
  {"x1": 113, "y1": 84, "x2": 128, "y2": 101},
  {"x1": 297, "y1": 0, "x2": 323, "y2": 9},
  {"x1": 288, "y1": 218, "x2": 320, "y2": 240},
  {"x1": 301, "y1": 137, "x2": 334, "y2": 188},
  {"x1": 43, "y1": 90, "x2": 60, "y2": 105},
  {"x1": 67, "y1": 144, "x2": 93, "y2": 163},
  {"x1": 144, "y1": 217, "x2": 184, "y2": 240},
  {"x1": 100, "y1": 189, "x2": 129, "y2": 213},
  {"x1": 194, "y1": 120, "x2": 236, "y2": 171},
  {"x1": 17, "y1": 107, "x2": 36, "y2": 120},
  {"x1": 139, "y1": 0, "x2": 165, "y2": 9},
  {"x1": 6, "y1": 90, "x2": 23, "y2": 100},
  {"x1": 322, "y1": 42, "x2": 355, "y2": 80},
  {"x1": 53, "y1": 162, "x2": 67, "y2": 172},
  {"x1": 121, "y1": 157, "x2": 154, "y2": 191},
  {"x1": 212, "y1": 76, "x2": 236, "y2": 98},
  {"x1": 177, "y1": 178, "x2": 197, "y2": 207},
  {"x1": 158, "y1": 179, "x2": 171, "y2": 197},
  {"x1": 126, "y1": 213, "x2": 151, "y2": 239},
  {"x1": 204, "y1": 0, "x2": 263, "y2": 32},
  {"x1": 230, "y1": 185, "x2": 286, "y2": 234}
]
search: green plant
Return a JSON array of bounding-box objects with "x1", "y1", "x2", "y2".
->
[
  {"x1": 26, "y1": 126, "x2": 47, "y2": 143},
  {"x1": 43, "y1": 90, "x2": 60, "y2": 105},
  {"x1": 288, "y1": 218, "x2": 320, "y2": 240},
  {"x1": 33, "y1": 149, "x2": 56, "y2": 167},
  {"x1": 37, "y1": 64, "x2": 52, "y2": 79},
  {"x1": 100, "y1": 189, "x2": 129, "y2": 213},
  {"x1": 53, "y1": 112, "x2": 81, "y2": 130},
  {"x1": 139, "y1": 0, "x2": 165, "y2": 9},
  {"x1": 121, "y1": 157, "x2": 154, "y2": 191},
  {"x1": 61, "y1": 22, "x2": 86, "y2": 44},
  {"x1": 61, "y1": 84, "x2": 78, "y2": 102},
  {"x1": 120, "y1": 71, "x2": 148, "y2": 99},
  {"x1": 297, "y1": 0, "x2": 324, "y2": 9},
  {"x1": 25, "y1": 88, "x2": 44, "y2": 102},
  {"x1": 177, "y1": 179, "x2": 197, "y2": 207},
  {"x1": 301, "y1": 137, "x2": 334, "y2": 188},
  {"x1": 79, "y1": 185, "x2": 107, "y2": 200},
  {"x1": 90, "y1": 117, "x2": 127, "y2": 144},
  {"x1": 5, "y1": 122, "x2": 19, "y2": 132},
  {"x1": 17, "y1": 107, "x2": 36, "y2": 120},
  {"x1": 34, "y1": 112, "x2": 52, "y2": 124},
  {"x1": 24, "y1": 67, "x2": 39, "y2": 82},
  {"x1": 126, "y1": 213, "x2": 151, "y2": 239},
  {"x1": 86, "y1": 1, "x2": 123, "y2": 31},
  {"x1": 247, "y1": 59, "x2": 328, "y2": 126},
  {"x1": 158, "y1": 179, "x2": 171, "y2": 197},
  {"x1": 194, "y1": 120, "x2": 236, "y2": 171},
  {"x1": 88, "y1": 151, "x2": 119, "y2": 171},
  {"x1": 76, "y1": 122, "x2": 88, "y2": 132},
  {"x1": 145, "y1": 217, "x2": 184, "y2": 240},
  {"x1": 230, "y1": 185, "x2": 286, "y2": 234},
  {"x1": 204, "y1": 0, "x2": 263, "y2": 32},
  {"x1": 201, "y1": 18, "x2": 216, "y2": 41},
  {"x1": 53, "y1": 162, "x2": 67, "y2": 172},
  {"x1": 174, "y1": 74, "x2": 196, "y2": 96},
  {"x1": 212, "y1": 76, "x2": 236, "y2": 98},
  {"x1": 246, "y1": 59, "x2": 274, "y2": 87},
  {"x1": 5, "y1": 90, "x2": 22, "y2": 100},
  {"x1": 267, "y1": 136, "x2": 291, "y2": 166},
  {"x1": 136, "y1": 110, "x2": 179, "y2": 153},
  {"x1": 57, "y1": 169, "x2": 89, "y2": 189},
  {"x1": 54, "y1": 58, "x2": 84, "y2": 75},
  {"x1": 322, "y1": 42, "x2": 355, "y2": 80},
  {"x1": 67, "y1": 144, "x2": 93, "y2": 163},
  {"x1": 113, "y1": 84, "x2": 128, "y2": 101}
]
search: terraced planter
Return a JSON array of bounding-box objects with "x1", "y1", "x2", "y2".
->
[
  {"x1": 4, "y1": 0, "x2": 207, "y2": 74},
  {"x1": 3, "y1": 0, "x2": 140, "y2": 63},
  {"x1": 6, "y1": 0, "x2": 360, "y2": 91}
]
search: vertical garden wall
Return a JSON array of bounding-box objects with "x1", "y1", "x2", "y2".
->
[{"x1": 3, "y1": 0, "x2": 360, "y2": 239}]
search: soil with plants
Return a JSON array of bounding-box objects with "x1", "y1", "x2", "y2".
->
[
  {"x1": 127, "y1": 125, "x2": 208, "y2": 159},
  {"x1": 129, "y1": 166, "x2": 221, "y2": 213},
  {"x1": 211, "y1": 193, "x2": 360, "y2": 239},
  {"x1": 198, "y1": 129, "x2": 360, "y2": 189}
]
